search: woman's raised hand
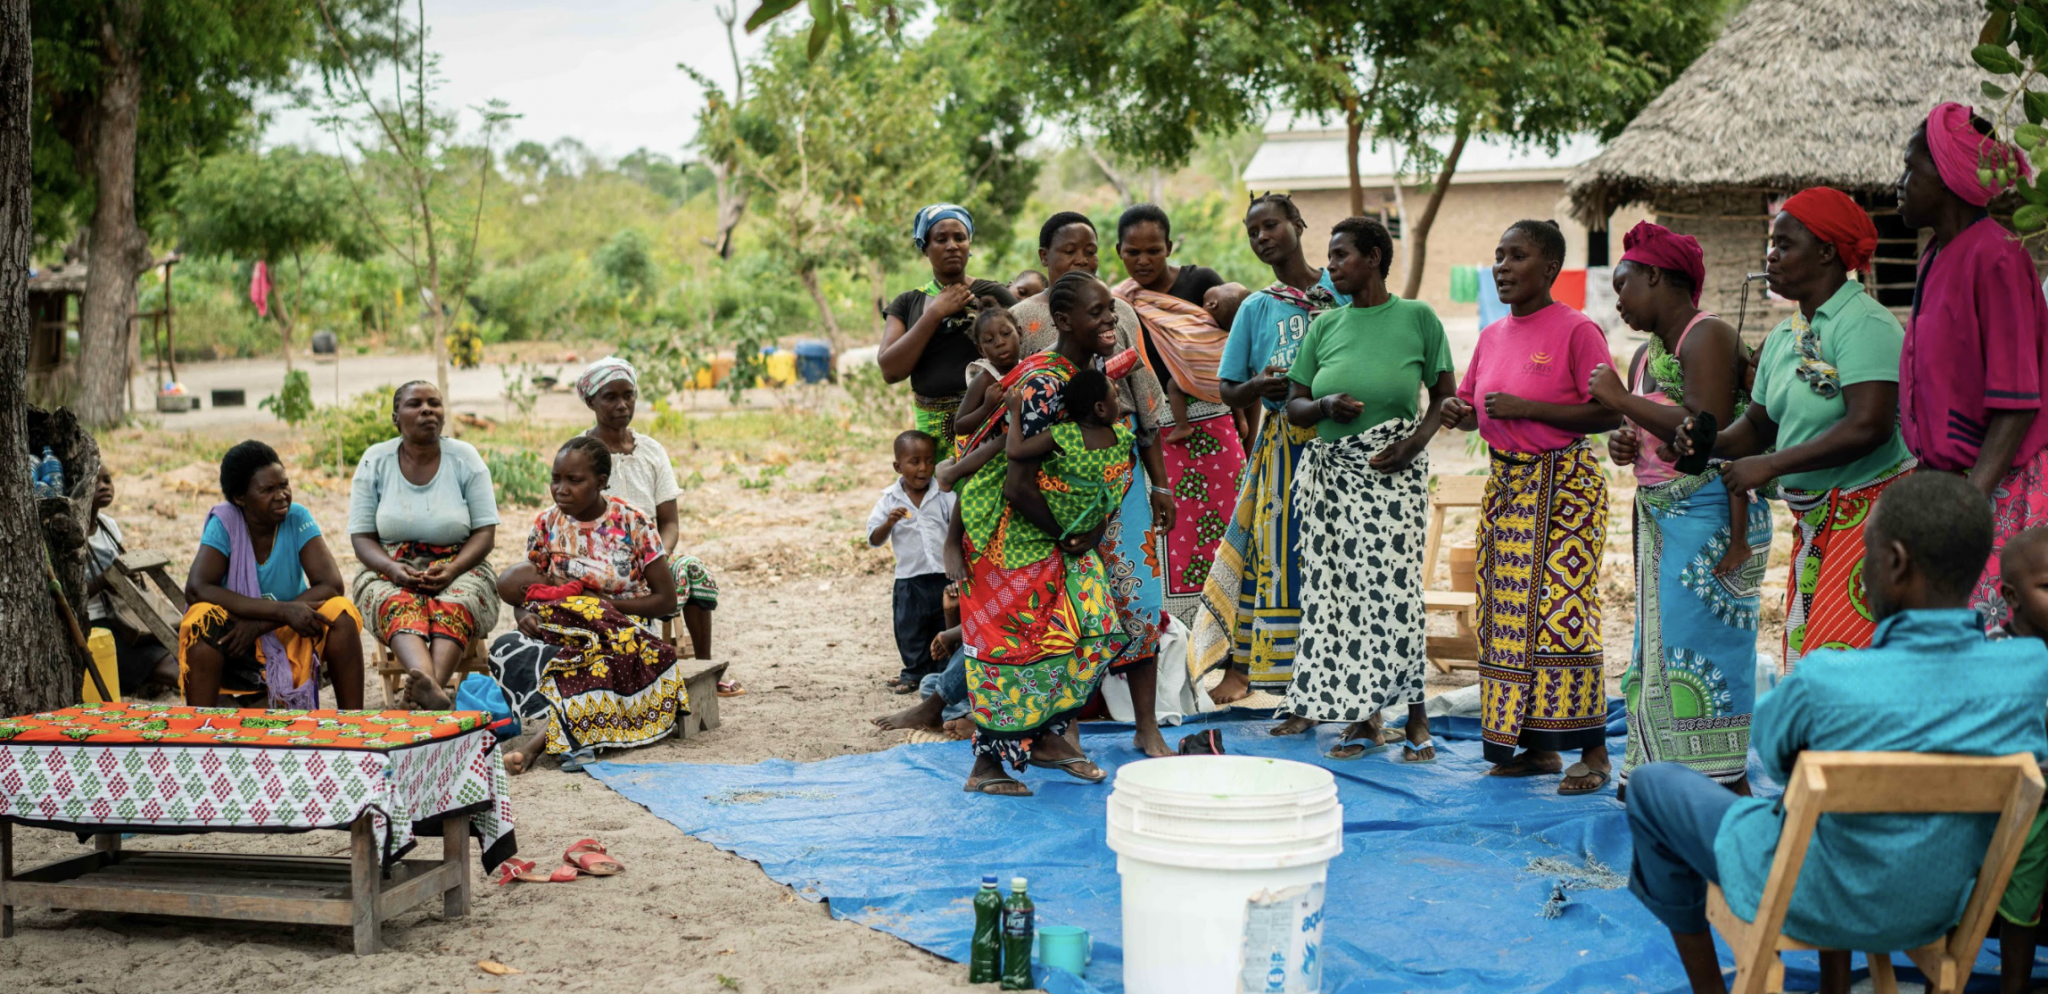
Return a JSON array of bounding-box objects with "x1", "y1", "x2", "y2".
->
[
  {"x1": 1588, "y1": 364, "x2": 1627, "y2": 406},
  {"x1": 932, "y1": 282, "x2": 975, "y2": 319},
  {"x1": 1439, "y1": 396, "x2": 1476, "y2": 429}
]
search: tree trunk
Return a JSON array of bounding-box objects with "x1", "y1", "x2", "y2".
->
[
  {"x1": 1386, "y1": 143, "x2": 1409, "y2": 291},
  {"x1": 869, "y1": 258, "x2": 887, "y2": 343},
  {"x1": 1400, "y1": 122, "x2": 1471, "y2": 302},
  {"x1": 1, "y1": 0, "x2": 92, "y2": 714},
  {"x1": 74, "y1": 0, "x2": 150, "y2": 429},
  {"x1": 1344, "y1": 104, "x2": 1366, "y2": 218},
  {"x1": 797, "y1": 266, "x2": 844, "y2": 355}
]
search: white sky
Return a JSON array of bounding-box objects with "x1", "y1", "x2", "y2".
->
[{"x1": 262, "y1": 0, "x2": 770, "y2": 162}]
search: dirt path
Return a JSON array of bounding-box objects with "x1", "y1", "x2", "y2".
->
[{"x1": 1, "y1": 370, "x2": 1795, "y2": 993}]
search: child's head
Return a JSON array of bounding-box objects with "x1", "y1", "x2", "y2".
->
[
  {"x1": 1061, "y1": 369, "x2": 1116, "y2": 428},
  {"x1": 2002, "y1": 527, "x2": 2048, "y2": 639},
  {"x1": 1203, "y1": 282, "x2": 1250, "y2": 331},
  {"x1": 1011, "y1": 269, "x2": 1048, "y2": 300},
  {"x1": 893, "y1": 430, "x2": 938, "y2": 491},
  {"x1": 974, "y1": 307, "x2": 1022, "y2": 371}
]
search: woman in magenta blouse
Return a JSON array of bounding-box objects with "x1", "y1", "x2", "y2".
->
[
  {"x1": 1896, "y1": 101, "x2": 2048, "y2": 628},
  {"x1": 1440, "y1": 220, "x2": 1622, "y2": 796}
]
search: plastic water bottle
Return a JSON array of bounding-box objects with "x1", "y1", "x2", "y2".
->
[
  {"x1": 970, "y1": 874, "x2": 1003, "y2": 983},
  {"x1": 34, "y1": 446, "x2": 61, "y2": 498},
  {"x1": 999, "y1": 877, "x2": 1035, "y2": 990}
]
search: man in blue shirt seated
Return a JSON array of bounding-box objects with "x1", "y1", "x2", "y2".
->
[{"x1": 1627, "y1": 471, "x2": 2048, "y2": 994}]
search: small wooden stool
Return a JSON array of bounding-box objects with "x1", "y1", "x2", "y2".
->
[
  {"x1": 99, "y1": 551, "x2": 188, "y2": 651},
  {"x1": 1421, "y1": 474, "x2": 1488, "y2": 672},
  {"x1": 374, "y1": 638, "x2": 490, "y2": 708}
]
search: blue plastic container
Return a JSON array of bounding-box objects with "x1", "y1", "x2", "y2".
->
[{"x1": 794, "y1": 340, "x2": 831, "y2": 384}]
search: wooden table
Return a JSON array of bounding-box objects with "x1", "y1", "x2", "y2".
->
[
  {"x1": 2, "y1": 811, "x2": 470, "y2": 954},
  {"x1": 0, "y1": 703, "x2": 517, "y2": 953}
]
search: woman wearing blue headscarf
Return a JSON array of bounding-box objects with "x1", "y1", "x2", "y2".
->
[{"x1": 878, "y1": 203, "x2": 1019, "y2": 442}]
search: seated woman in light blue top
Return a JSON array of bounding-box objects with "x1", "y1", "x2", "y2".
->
[
  {"x1": 1625, "y1": 472, "x2": 2048, "y2": 990},
  {"x1": 347, "y1": 380, "x2": 500, "y2": 706}
]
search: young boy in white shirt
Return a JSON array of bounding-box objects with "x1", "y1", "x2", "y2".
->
[{"x1": 867, "y1": 430, "x2": 958, "y2": 693}]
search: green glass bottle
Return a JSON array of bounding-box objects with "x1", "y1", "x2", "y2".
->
[
  {"x1": 999, "y1": 877, "x2": 1035, "y2": 990},
  {"x1": 970, "y1": 874, "x2": 1003, "y2": 984}
]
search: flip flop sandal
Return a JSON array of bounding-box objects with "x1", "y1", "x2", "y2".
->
[
  {"x1": 717, "y1": 679, "x2": 745, "y2": 698},
  {"x1": 1028, "y1": 756, "x2": 1108, "y2": 783},
  {"x1": 1558, "y1": 762, "x2": 1611, "y2": 796},
  {"x1": 1400, "y1": 739, "x2": 1440, "y2": 764},
  {"x1": 495, "y1": 858, "x2": 578, "y2": 884},
  {"x1": 1324, "y1": 737, "x2": 1394, "y2": 761},
  {"x1": 964, "y1": 775, "x2": 1034, "y2": 797},
  {"x1": 564, "y1": 839, "x2": 625, "y2": 876},
  {"x1": 891, "y1": 683, "x2": 918, "y2": 695}
]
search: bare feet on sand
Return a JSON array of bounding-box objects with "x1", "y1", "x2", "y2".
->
[
  {"x1": 404, "y1": 669, "x2": 453, "y2": 710},
  {"x1": 502, "y1": 729, "x2": 546, "y2": 775},
  {"x1": 1208, "y1": 669, "x2": 1251, "y2": 706},
  {"x1": 872, "y1": 693, "x2": 946, "y2": 732}
]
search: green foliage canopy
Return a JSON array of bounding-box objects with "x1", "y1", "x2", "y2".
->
[{"x1": 173, "y1": 147, "x2": 373, "y2": 265}]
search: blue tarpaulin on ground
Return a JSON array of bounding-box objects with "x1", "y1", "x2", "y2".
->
[{"x1": 588, "y1": 708, "x2": 2028, "y2": 993}]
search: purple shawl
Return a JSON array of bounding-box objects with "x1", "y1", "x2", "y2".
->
[{"x1": 207, "y1": 501, "x2": 320, "y2": 708}]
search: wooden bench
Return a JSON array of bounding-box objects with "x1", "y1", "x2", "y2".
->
[
  {"x1": 1706, "y1": 751, "x2": 2043, "y2": 994},
  {"x1": 677, "y1": 660, "x2": 728, "y2": 739},
  {"x1": 98, "y1": 550, "x2": 187, "y2": 653},
  {"x1": 1421, "y1": 474, "x2": 1487, "y2": 673},
  {"x1": 1, "y1": 813, "x2": 471, "y2": 955}
]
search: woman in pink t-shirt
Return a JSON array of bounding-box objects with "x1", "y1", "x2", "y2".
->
[
  {"x1": 1440, "y1": 220, "x2": 1621, "y2": 795},
  {"x1": 1896, "y1": 103, "x2": 2048, "y2": 629}
]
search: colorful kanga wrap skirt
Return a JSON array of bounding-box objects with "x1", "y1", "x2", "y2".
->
[
  {"x1": 957, "y1": 429, "x2": 1128, "y2": 769},
  {"x1": 1285, "y1": 420, "x2": 1430, "y2": 723},
  {"x1": 913, "y1": 391, "x2": 963, "y2": 450},
  {"x1": 1477, "y1": 442, "x2": 1608, "y2": 765},
  {"x1": 1620, "y1": 472, "x2": 1772, "y2": 789},
  {"x1": 1153, "y1": 400, "x2": 1246, "y2": 621},
  {"x1": 1098, "y1": 415, "x2": 1166, "y2": 671},
  {"x1": 1190, "y1": 413, "x2": 1315, "y2": 690},
  {"x1": 670, "y1": 551, "x2": 721, "y2": 609},
  {"x1": 177, "y1": 596, "x2": 363, "y2": 699},
  {"x1": 486, "y1": 596, "x2": 687, "y2": 757},
  {"x1": 1779, "y1": 462, "x2": 1915, "y2": 673},
  {"x1": 349, "y1": 541, "x2": 500, "y2": 649},
  {"x1": 1975, "y1": 448, "x2": 2048, "y2": 630}
]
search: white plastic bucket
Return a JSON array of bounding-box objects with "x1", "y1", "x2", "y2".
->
[{"x1": 1106, "y1": 756, "x2": 1343, "y2": 994}]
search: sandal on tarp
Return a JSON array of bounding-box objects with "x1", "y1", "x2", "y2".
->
[
  {"x1": 964, "y1": 775, "x2": 1034, "y2": 796},
  {"x1": 1028, "y1": 755, "x2": 1108, "y2": 783},
  {"x1": 1400, "y1": 738, "x2": 1440, "y2": 764},
  {"x1": 1324, "y1": 735, "x2": 1393, "y2": 761},
  {"x1": 1558, "y1": 762, "x2": 1611, "y2": 796},
  {"x1": 564, "y1": 839, "x2": 625, "y2": 876},
  {"x1": 496, "y1": 858, "x2": 578, "y2": 885}
]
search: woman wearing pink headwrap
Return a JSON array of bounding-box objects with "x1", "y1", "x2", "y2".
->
[
  {"x1": 1673, "y1": 188, "x2": 1914, "y2": 673},
  {"x1": 1897, "y1": 102, "x2": 2048, "y2": 630},
  {"x1": 1587, "y1": 222, "x2": 1768, "y2": 799}
]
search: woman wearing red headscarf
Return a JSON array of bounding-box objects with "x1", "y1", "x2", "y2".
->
[
  {"x1": 1588, "y1": 222, "x2": 1770, "y2": 798},
  {"x1": 1676, "y1": 188, "x2": 1914, "y2": 673},
  {"x1": 1896, "y1": 102, "x2": 2048, "y2": 630}
]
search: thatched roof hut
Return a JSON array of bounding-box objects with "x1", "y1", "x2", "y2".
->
[{"x1": 1565, "y1": 0, "x2": 1984, "y2": 324}]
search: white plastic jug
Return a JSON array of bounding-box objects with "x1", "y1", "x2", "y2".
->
[{"x1": 1106, "y1": 756, "x2": 1343, "y2": 994}]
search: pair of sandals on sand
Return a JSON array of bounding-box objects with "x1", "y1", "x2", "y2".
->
[{"x1": 495, "y1": 839, "x2": 626, "y2": 884}]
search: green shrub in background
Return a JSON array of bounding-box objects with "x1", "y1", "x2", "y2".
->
[
  {"x1": 306, "y1": 386, "x2": 395, "y2": 474},
  {"x1": 485, "y1": 447, "x2": 551, "y2": 508},
  {"x1": 260, "y1": 369, "x2": 316, "y2": 425}
]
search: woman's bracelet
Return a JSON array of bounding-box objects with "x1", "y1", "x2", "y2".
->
[{"x1": 1148, "y1": 485, "x2": 1172, "y2": 496}]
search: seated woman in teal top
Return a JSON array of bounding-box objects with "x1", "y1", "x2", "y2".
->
[
  {"x1": 180, "y1": 440, "x2": 365, "y2": 708},
  {"x1": 1626, "y1": 472, "x2": 2048, "y2": 991}
]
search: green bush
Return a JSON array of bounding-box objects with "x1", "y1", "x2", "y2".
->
[
  {"x1": 260, "y1": 369, "x2": 315, "y2": 425},
  {"x1": 306, "y1": 385, "x2": 395, "y2": 473},
  {"x1": 484, "y1": 447, "x2": 551, "y2": 509}
]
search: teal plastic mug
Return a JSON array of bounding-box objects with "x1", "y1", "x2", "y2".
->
[{"x1": 1037, "y1": 925, "x2": 1092, "y2": 975}]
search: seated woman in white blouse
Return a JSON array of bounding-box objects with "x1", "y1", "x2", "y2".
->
[{"x1": 575, "y1": 358, "x2": 736, "y2": 693}]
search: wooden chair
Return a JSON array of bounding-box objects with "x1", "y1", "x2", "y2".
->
[
  {"x1": 1705, "y1": 751, "x2": 2045, "y2": 994},
  {"x1": 98, "y1": 550, "x2": 188, "y2": 654},
  {"x1": 1421, "y1": 474, "x2": 1488, "y2": 673},
  {"x1": 374, "y1": 639, "x2": 490, "y2": 708}
]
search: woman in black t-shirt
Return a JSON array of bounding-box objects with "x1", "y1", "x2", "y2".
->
[{"x1": 877, "y1": 203, "x2": 1019, "y2": 442}]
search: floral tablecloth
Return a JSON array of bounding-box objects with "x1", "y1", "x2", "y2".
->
[{"x1": 0, "y1": 703, "x2": 516, "y2": 869}]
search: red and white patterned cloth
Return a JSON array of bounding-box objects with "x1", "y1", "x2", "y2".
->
[{"x1": 0, "y1": 703, "x2": 516, "y2": 869}]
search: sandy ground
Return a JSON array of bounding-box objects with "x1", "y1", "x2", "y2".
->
[{"x1": 1, "y1": 343, "x2": 1800, "y2": 994}]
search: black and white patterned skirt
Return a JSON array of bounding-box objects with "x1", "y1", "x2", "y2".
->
[{"x1": 1284, "y1": 419, "x2": 1431, "y2": 723}]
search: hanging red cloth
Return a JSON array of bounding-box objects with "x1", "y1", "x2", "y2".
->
[{"x1": 249, "y1": 260, "x2": 271, "y2": 317}]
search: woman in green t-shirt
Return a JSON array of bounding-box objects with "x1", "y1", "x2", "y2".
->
[
  {"x1": 1677, "y1": 187, "x2": 1912, "y2": 672},
  {"x1": 1273, "y1": 217, "x2": 1457, "y2": 761}
]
